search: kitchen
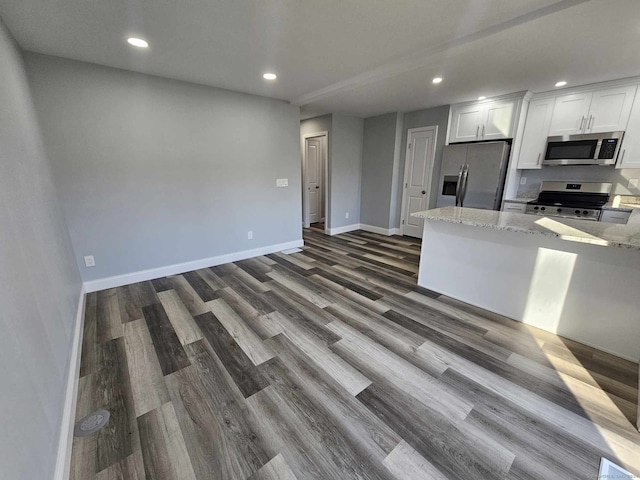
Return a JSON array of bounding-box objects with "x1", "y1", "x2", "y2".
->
[{"x1": 413, "y1": 75, "x2": 640, "y2": 365}]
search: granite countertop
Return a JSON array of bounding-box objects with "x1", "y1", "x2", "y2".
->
[
  {"x1": 412, "y1": 206, "x2": 640, "y2": 250},
  {"x1": 502, "y1": 197, "x2": 532, "y2": 204}
]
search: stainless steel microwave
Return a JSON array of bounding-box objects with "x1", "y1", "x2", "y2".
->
[{"x1": 543, "y1": 131, "x2": 624, "y2": 166}]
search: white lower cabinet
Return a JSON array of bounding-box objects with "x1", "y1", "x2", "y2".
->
[
  {"x1": 600, "y1": 210, "x2": 631, "y2": 224},
  {"x1": 502, "y1": 201, "x2": 527, "y2": 214}
]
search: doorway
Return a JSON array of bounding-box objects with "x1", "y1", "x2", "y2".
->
[
  {"x1": 303, "y1": 132, "x2": 328, "y2": 231},
  {"x1": 400, "y1": 126, "x2": 438, "y2": 238}
]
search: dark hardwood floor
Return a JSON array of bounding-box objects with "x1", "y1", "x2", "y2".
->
[{"x1": 72, "y1": 225, "x2": 640, "y2": 479}]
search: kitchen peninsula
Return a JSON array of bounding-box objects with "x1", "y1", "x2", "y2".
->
[{"x1": 412, "y1": 207, "x2": 640, "y2": 362}]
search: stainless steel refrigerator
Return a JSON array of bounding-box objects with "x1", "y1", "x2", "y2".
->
[{"x1": 436, "y1": 141, "x2": 510, "y2": 210}]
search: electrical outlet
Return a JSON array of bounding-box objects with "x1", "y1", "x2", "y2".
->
[
  {"x1": 345, "y1": 212, "x2": 349, "y2": 219},
  {"x1": 520, "y1": 176, "x2": 527, "y2": 185},
  {"x1": 276, "y1": 178, "x2": 288, "y2": 187},
  {"x1": 628, "y1": 178, "x2": 638, "y2": 189},
  {"x1": 84, "y1": 255, "x2": 95, "y2": 267},
  {"x1": 247, "y1": 231, "x2": 253, "y2": 240}
]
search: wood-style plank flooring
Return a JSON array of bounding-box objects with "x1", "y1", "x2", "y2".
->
[{"x1": 72, "y1": 225, "x2": 640, "y2": 479}]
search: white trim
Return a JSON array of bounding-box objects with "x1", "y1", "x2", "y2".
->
[
  {"x1": 327, "y1": 224, "x2": 360, "y2": 236},
  {"x1": 400, "y1": 125, "x2": 438, "y2": 237},
  {"x1": 302, "y1": 132, "x2": 329, "y2": 230},
  {"x1": 327, "y1": 223, "x2": 402, "y2": 237},
  {"x1": 359, "y1": 224, "x2": 400, "y2": 236},
  {"x1": 54, "y1": 285, "x2": 86, "y2": 480},
  {"x1": 84, "y1": 239, "x2": 304, "y2": 292}
]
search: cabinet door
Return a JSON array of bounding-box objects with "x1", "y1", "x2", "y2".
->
[
  {"x1": 600, "y1": 210, "x2": 630, "y2": 224},
  {"x1": 548, "y1": 92, "x2": 592, "y2": 136},
  {"x1": 483, "y1": 99, "x2": 517, "y2": 140},
  {"x1": 502, "y1": 202, "x2": 527, "y2": 214},
  {"x1": 617, "y1": 92, "x2": 640, "y2": 169},
  {"x1": 449, "y1": 104, "x2": 483, "y2": 143},
  {"x1": 586, "y1": 85, "x2": 637, "y2": 133},
  {"x1": 517, "y1": 98, "x2": 555, "y2": 169}
]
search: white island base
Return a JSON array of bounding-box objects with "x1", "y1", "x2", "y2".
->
[{"x1": 415, "y1": 208, "x2": 640, "y2": 363}]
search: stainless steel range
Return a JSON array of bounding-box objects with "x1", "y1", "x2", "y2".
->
[{"x1": 525, "y1": 181, "x2": 612, "y2": 221}]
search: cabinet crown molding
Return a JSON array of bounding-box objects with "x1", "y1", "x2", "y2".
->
[
  {"x1": 450, "y1": 90, "x2": 531, "y2": 109},
  {"x1": 530, "y1": 76, "x2": 640, "y2": 101}
]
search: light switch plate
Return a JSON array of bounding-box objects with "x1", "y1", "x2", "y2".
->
[
  {"x1": 84, "y1": 255, "x2": 95, "y2": 267},
  {"x1": 276, "y1": 178, "x2": 288, "y2": 187},
  {"x1": 520, "y1": 176, "x2": 527, "y2": 185}
]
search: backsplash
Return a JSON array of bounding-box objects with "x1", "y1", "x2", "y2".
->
[{"x1": 516, "y1": 166, "x2": 640, "y2": 197}]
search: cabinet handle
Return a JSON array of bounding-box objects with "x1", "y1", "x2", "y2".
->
[
  {"x1": 588, "y1": 115, "x2": 594, "y2": 130},
  {"x1": 476, "y1": 125, "x2": 479, "y2": 139},
  {"x1": 536, "y1": 153, "x2": 541, "y2": 165},
  {"x1": 579, "y1": 116, "x2": 585, "y2": 131},
  {"x1": 481, "y1": 125, "x2": 485, "y2": 138}
]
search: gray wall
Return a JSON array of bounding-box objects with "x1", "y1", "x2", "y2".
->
[
  {"x1": 361, "y1": 113, "x2": 399, "y2": 229},
  {"x1": 517, "y1": 165, "x2": 640, "y2": 197},
  {"x1": 24, "y1": 53, "x2": 302, "y2": 282},
  {"x1": 0, "y1": 22, "x2": 82, "y2": 479},
  {"x1": 331, "y1": 114, "x2": 364, "y2": 228},
  {"x1": 396, "y1": 105, "x2": 450, "y2": 228}
]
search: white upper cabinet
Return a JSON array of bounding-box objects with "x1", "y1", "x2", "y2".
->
[
  {"x1": 586, "y1": 85, "x2": 637, "y2": 133},
  {"x1": 617, "y1": 91, "x2": 640, "y2": 169},
  {"x1": 449, "y1": 98, "x2": 518, "y2": 143},
  {"x1": 516, "y1": 98, "x2": 555, "y2": 169},
  {"x1": 450, "y1": 104, "x2": 485, "y2": 142},
  {"x1": 548, "y1": 85, "x2": 637, "y2": 136},
  {"x1": 484, "y1": 101, "x2": 517, "y2": 140},
  {"x1": 548, "y1": 92, "x2": 592, "y2": 136}
]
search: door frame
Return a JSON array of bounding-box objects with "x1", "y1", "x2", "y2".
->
[
  {"x1": 302, "y1": 131, "x2": 329, "y2": 232},
  {"x1": 400, "y1": 125, "x2": 438, "y2": 237}
]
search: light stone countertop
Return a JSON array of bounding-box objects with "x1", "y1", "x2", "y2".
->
[
  {"x1": 412, "y1": 206, "x2": 640, "y2": 250},
  {"x1": 502, "y1": 197, "x2": 532, "y2": 204}
]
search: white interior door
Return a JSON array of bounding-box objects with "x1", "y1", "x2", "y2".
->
[
  {"x1": 401, "y1": 127, "x2": 437, "y2": 238},
  {"x1": 305, "y1": 137, "x2": 322, "y2": 224}
]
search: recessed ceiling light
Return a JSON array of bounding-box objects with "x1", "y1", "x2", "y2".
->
[
  {"x1": 432, "y1": 77, "x2": 443, "y2": 84},
  {"x1": 555, "y1": 80, "x2": 567, "y2": 87},
  {"x1": 263, "y1": 73, "x2": 277, "y2": 80},
  {"x1": 127, "y1": 37, "x2": 149, "y2": 48},
  {"x1": 478, "y1": 96, "x2": 487, "y2": 100}
]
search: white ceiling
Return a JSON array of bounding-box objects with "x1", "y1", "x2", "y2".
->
[{"x1": 1, "y1": 0, "x2": 640, "y2": 118}]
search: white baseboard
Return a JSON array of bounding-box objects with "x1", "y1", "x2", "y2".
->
[
  {"x1": 54, "y1": 285, "x2": 86, "y2": 480},
  {"x1": 359, "y1": 224, "x2": 401, "y2": 236},
  {"x1": 327, "y1": 223, "x2": 403, "y2": 237},
  {"x1": 327, "y1": 224, "x2": 360, "y2": 236},
  {"x1": 83, "y1": 239, "x2": 304, "y2": 292}
]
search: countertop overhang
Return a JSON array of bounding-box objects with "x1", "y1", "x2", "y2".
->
[{"x1": 412, "y1": 207, "x2": 640, "y2": 250}]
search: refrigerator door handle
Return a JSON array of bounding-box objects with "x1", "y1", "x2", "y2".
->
[
  {"x1": 455, "y1": 165, "x2": 464, "y2": 206},
  {"x1": 460, "y1": 164, "x2": 469, "y2": 207}
]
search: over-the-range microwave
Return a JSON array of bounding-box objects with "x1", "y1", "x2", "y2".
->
[{"x1": 543, "y1": 131, "x2": 623, "y2": 166}]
